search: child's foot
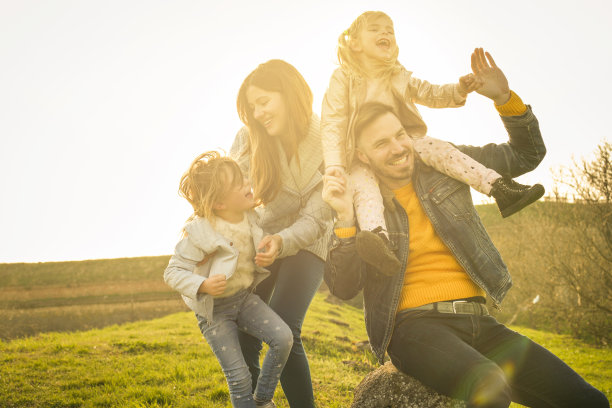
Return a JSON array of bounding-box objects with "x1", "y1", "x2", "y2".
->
[
  {"x1": 254, "y1": 399, "x2": 276, "y2": 408},
  {"x1": 356, "y1": 228, "x2": 401, "y2": 276},
  {"x1": 490, "y1": 177, "x2": 545, "y2": 218}
]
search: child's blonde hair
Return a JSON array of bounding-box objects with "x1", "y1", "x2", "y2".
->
[
  {"x1": 337, "y1": 11, "x2": 400, "y2": 81},
  {"x1": 178, "y1": 151, "x2": 244, "y2": 219}
]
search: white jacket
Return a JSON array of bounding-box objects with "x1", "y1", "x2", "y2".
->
[{"x1": 164, "y1": 211, "x2": 269, "y2": 322}]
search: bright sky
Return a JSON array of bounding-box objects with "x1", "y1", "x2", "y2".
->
[{"x1": 1, "y1": 0, "x2": 611, "y2": 263}]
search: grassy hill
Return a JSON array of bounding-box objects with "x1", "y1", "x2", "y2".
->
[
  {"x1": 0, "y1": 201, "x2": 610, "y2": 406},
  {"x1": 1, "y1": 291, "x2": 610, "y2": 407}
]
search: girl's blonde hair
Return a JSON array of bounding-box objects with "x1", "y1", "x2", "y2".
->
[
  {"x1": 178, "y1": 151, "x2": 244, "y2": 219},
  {"x1": 237, "y1": 59, "x2": 313, "y2": 204},
  {"x1": 337, "y1": 11, "x2": 400, "y2": 81}
]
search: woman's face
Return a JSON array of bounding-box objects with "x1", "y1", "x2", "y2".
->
[{"x1": 246, "y1": 85, "x2": 288, "y2": 138}]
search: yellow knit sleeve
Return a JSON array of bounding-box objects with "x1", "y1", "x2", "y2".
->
[
  {"x1": 495, "y1": 90, "x2": 527, "y2": 116},
  {"x1": 334, "y1": 226, "x2": 357, "y2": 238}
]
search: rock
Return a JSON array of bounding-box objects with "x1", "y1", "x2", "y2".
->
[{"x1": 351, "y1": 361, "x2": 466, "y2": 408}]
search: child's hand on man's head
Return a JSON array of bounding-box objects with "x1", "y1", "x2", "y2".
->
[
  {"x1": 198, "y1": 274, "x2": 227, "y2": 296},
  {"x1": 255, "y1": 234, "x2": 282, "y2": 267}
]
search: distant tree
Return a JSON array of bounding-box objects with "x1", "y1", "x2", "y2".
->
[{"x1": 548, "y1": 140, "x2": 612, "y2": 344}]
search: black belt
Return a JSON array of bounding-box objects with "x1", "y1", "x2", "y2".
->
[{"x1": 402, "y1": 300, "x2": 489, "y2": 316}]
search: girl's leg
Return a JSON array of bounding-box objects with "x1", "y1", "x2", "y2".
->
[
  {"x1": 238, "y1": 263, "x2": 280, "y2": 392},
  {"x1": 238, "y1": 293, "x2": 293, "y2": 403},
  {"x1": 238, "y1": 252, "x2": 322, "y2": 408},
  {"x1": 349, "y1": 162, "x2": 387, "y2": 233},
  {"x1": 349, "y1": 163, "x2": 401, "y2": 276},
  {"x1": 413, "y1": 136, "x2": 499, "y2": 194},
  {"x1": 196, "y1": 293, "x2": 256, "y2": 408}
]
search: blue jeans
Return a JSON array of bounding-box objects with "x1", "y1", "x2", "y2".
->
[
  {"x1": 387, "y1": 308, "x2": 609, "y2": 408},
  {"x1": 239, "y1": 250, "x2": 324, "y2": 408},
  {"x1": 196, "y1": 290, "x2": 293, "y2": 407}
]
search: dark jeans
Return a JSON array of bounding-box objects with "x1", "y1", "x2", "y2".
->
[
  {"x1": 239, "y1": 250, "x2": 323, "y2": 408},
  {"x1": 387, "y1": 308, "x2": 609, "y2": 408}
]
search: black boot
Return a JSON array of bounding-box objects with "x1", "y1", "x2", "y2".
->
[
  {"x1": 355, "y1": 227, "x2": 401, "y2": 276},
  {"x1": 490, "y1": 177, "x2": 545, "y2": 218}
]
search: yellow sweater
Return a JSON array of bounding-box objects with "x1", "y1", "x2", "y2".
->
[{"x1": 334, "y1": 91, "x2": 527, "y2": 311}]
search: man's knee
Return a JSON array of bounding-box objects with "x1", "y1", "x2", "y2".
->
[
  {"x1": 467, "y1": 362, "x2": 511, "y2": 408},
  {"x1": 581, "y1": 388, "x2": 610, "y2": 408}
]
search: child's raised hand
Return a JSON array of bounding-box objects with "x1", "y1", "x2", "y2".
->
[
  {"x1": 458, "y1": 73, "x2": 482, "y2": 94},
  {"x1": 198, "y1": 274, "x2": 227, "y2": 296},
  {"x1": 255, "y1": 234, "x2": 282, "y2": 267}
]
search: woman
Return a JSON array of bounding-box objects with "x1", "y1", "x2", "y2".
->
[{"x1": 231, "y1": 59, "x2": 332, "y2": 408}]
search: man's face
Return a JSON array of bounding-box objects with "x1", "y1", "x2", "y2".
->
[{"x1": 356, "y1": 112, "x2": 415, "y2": 189}]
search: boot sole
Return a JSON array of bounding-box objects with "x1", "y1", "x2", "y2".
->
[
  {"x1": 355, "y1": 231, "x2": 401, "y2": 276},
  {"x1": 500, "y1": 184, "x2": 545, "y2": 218}
]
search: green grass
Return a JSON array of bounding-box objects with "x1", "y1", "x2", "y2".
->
[{"x1": 1, "y1": 292, "x2": 610, "y2": 407}]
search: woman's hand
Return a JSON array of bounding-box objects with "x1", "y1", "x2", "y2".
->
[
  {"x1": 255, "y1": 234, "x2": 282, "y2": 267},
  {"x1": 198, "y1": 274, "x2": 227, "y2": 296}
]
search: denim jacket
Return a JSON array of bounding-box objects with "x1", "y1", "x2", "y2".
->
[{"x1": 324, "y1": 106, "x2": 545, "y2": 364}]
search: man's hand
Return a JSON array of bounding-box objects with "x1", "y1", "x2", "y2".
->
[
  {"x1": 325, "y1": 164, "x2": 347, "y2": 177},
  {"x1": 322, "y1": 168, "x2": 354, "y2": 222},
  {"x1": 471, "y1": 48, "x2": 511, "y2": 105},
  {"x1": 198, "y1": 274, "x2": 227, "y2": 296},
  {"x1": 255, "y1": 234, "x2": 282, "y2": 267}
]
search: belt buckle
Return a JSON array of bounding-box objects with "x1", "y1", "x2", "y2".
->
[{"x1": 452, "y1": 300, "x2": 468, "y2": 313}]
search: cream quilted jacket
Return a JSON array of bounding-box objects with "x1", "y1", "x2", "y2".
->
[{"x1": 321, "y1": 66, "x2": 468, "y2": 168}]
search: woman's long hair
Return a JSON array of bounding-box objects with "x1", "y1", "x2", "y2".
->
[
  {"x1": 237, "y1": 59, "x2": 313, "y2": 204},
  {"x1": 337, "y1": 11, "x2": 400, "y2": 81}
]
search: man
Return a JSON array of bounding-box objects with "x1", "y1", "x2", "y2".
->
[{"x1": 322, "y1": 48, "x2": 608, "y2": 408}]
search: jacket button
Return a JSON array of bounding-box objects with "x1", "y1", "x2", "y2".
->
[{"x1": 229, "y1": 242, "x2": 233, "y2": 246}]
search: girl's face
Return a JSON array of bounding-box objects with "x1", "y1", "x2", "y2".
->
[
  {"x1": 353, "y1": 15, "x2": 397, "y2": 62},
  {"x1": 216, "y1": 171, "x2": 255, "y2": 215},
  {"x1": 246, "y1": 85, "x2": 288, "y2": 138}
]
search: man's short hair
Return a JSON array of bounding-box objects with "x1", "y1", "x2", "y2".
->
[{"x1": 354, "y1": 102, "x2": 397, "y2": 145}]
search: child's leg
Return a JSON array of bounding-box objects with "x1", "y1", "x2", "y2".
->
[
  {"x1": 349, "y1": 163, "x2": 401, "y2": 276},
  {"x1": 349, "y1": 162, "x2": 388, "y2": 233},
  {"x1": 196, "y1": 294, "x2": 255, "y2": 407},
  {"x1": 238, "y1": 293, "x2": 293, "y2": 403},
  {"x1": 413, "y1": 136, "x2": 500, "y2": 194}
]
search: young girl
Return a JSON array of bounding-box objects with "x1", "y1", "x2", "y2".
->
[
  {"x1": 164, "y1": 151, "x2": 292, "y2": 408},
  {"x1": 321, "y1": 11, "x2": 544, "y2": 276}
]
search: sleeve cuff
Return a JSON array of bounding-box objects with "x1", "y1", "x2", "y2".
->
[
  {"x1": 456, "y1": 83, "x2": 468, "y2": 98},
  {"x1": 334, "y1": 226, "x2": 357, "y2": 238},
  {"x1": 495, "y1": 91, "x2": 527, "y2": 116}
]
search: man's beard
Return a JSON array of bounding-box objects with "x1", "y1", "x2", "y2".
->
[{"x1": 366, "y1": 152, "x2": 414, "y2": 184}]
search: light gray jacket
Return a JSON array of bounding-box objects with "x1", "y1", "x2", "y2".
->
[
  {"x1": 230, "y1": 115, "x2": 332, "y2": 260},
  {"x1": 164, "y1": 211, "x2": 270, "y2": 323}
]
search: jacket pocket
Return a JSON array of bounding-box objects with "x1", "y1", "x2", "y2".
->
[{"x1": 428, "y1": 177, "x2": 473, "y2": 219}]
